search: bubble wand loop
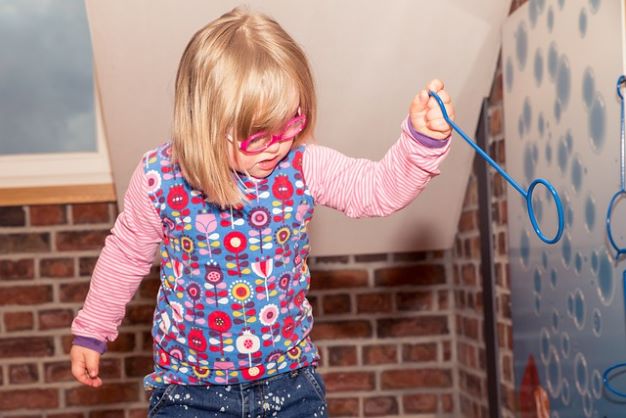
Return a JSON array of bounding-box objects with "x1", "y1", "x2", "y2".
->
[
  {"x1": 605, "y1": 75, "x2": 626, "y2": 259},
  {"x1": 428, "y1": 91, "x2": 564, "y2": 244}
]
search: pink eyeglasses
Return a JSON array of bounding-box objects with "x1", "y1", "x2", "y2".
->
[{"x1": 237, "y1": 109, "x2": 306, "y2": 155}]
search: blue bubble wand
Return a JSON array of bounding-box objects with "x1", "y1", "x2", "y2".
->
[{"x1": 428, "y1": 91, "x2": 564, "y2": 244}]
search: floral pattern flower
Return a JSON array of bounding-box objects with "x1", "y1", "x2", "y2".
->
[
  {"x1": 208, "y1": 310, "x2": 232, "y2": 333},
  {"x1": 236, "y1": 329, "x2": 260, "y2": 354},
  {"x1": 259, "y1": 304, "x2": 279, "y2": 326}
]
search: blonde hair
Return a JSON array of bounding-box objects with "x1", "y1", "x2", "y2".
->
[{"x1": 172, "y1": 7, "x2": 317, "y2": 208}]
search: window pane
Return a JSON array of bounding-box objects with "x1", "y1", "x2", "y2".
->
[{"x1": 0, "y1": 0, "x2": 95, "y2": 155}]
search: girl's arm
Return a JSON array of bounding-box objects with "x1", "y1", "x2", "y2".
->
[
  {"x1": 71, "y1": 162, "x2": 163, "y2": 351},
  {"x1": 302, "y1": 117, "x2": 451, "y2": 218}
]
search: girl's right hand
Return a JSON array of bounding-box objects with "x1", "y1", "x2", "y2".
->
[{"x1": 70, "y1": 345, "x2": 103, "y2": 387}]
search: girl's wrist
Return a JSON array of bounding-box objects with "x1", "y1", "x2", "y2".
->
[
  {"x1": 73, "y1": 335, "x2": 107, "y2": 354},
  {"x1": 406, "y1": 117, "x2": 450, "y2": 148}
]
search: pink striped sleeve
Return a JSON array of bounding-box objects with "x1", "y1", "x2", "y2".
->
[
  {"x1": 71, "y1": 161, "x2": 163, "y2": 343},
  {"x1": 302, "y1": 118, "x2": 451, "y2": 218}
]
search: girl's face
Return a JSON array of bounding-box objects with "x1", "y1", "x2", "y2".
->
[{"x1": 228, "y1": 100, "x2": 301, "y2": 179}]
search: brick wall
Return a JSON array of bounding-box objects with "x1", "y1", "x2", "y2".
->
[{"x1": 0, "y1": 203, "x2": 457, "y2": 417}]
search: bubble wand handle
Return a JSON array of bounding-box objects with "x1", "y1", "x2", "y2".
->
[{"x1": 428, "y1": 91, "x2": 564, "y2": 244}]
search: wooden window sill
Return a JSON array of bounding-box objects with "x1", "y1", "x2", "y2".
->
[{"x1": 0, "y1": 184, "x2": 116, "y2": 207}]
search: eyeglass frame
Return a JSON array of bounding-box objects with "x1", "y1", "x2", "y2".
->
[{"x1": 231, "y1": 108, "x2": 306, "y2": 155}]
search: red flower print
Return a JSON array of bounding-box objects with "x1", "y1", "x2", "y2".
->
[
  {"x1": 224, "y1": 231, "x2": 247, "y2": 254},
  {"x1": 242, "y1": 364, "x2": 265, "y2": 381},
  {"x1": 281, "y1": 316, "x2": 296, "y2": 340},
  {"x1": 293, "y1": 151, "x2": 303, "y2": 172},
  {"x1": 208, "y1": 311, "x2": 232, "y2": 333},
  {"x1": 188, "y1": 328, "x2": 207, "y2": 352},
  {"x1": 278, "y1": 273, "x2": 291, "y2": 291},
  {"x1": 272, "y1": 175, "x2": 294, "y2": 200},
  {"x1": 294, "y1": 290, "x2": 305, "y2": 307},
  {"x1": 167, "y1": 184, "x2": 189, "y2": 210}
]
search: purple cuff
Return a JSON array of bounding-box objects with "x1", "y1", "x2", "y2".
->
[
  {"x1": 73, "y1": 335, "x2": 107, "y2": 354},
  {"x1": 407, "y1": 117, "x2": 450, "y2": 148}
]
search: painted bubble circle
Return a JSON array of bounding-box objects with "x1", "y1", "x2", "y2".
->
[
  {"x1": 575, "y1": 351, "x2": 589, "y2": 394},
  {"x1": 558, "y1": 0, "x2": 565, "y2": 9},
  {"x1": 547, "y1": 7, "x2": 554, "y2": 32},
  {"x1": 567, "y1": 293, "x2": 574, "y2": 317},
  {"x1": 534, "y1": 294, "x2": 541, "y2": 316},
  {"x1": 505, "y1": 57, "x2": 514, "y2": 92},
  {"x1": 557, "y1": 137, "x2": 569, "y2": 173},
  {"x1": 589, "y1": 0, "x2": 600, "y2": 14},
  {"x1": 524, "y1": 144, "x2": 537, "y2": 183},
  {"x1": 570, "y1": 155, "x2": 584, "y2": 194},
  {"x1": 538, "y1": 113, "x2": 545, "y2": 137},
  {"x1": 597, "y1": 249, "x2": 615, "y2": 305},
  {"x1": 523, "y1": 98, "x2": 533, "y2": 132},
  {"x1": 552, "y1": 309, "x2": 559, "y2": 331},
  {"x1": 541, "y1": 327, "x2": 551, "y2": 364},
  {"x1": 574, "y1": 289, "x2": 585, "y2": 329},
  {"x1": 534, "y1": 269, "x2": 542, "y2": 294},
  {"x1": 548, "y1": 42, "x2": 559, "y2": 81},
  {"x1": 584, "y1": 194, "x2": 596, "y2": 231},
  {"x1": 579, "y1": 8, "x2": 588, "y2": 37},
  {"x1": 520, "y1": 230, "x2": 531, "y2": 268},
  {"x1": 562, "y1": 233, "x2": 572, "y2": 267},
  {"x1": 556, "y1": 55, "x2": 571, "y2": 109},
  {"x1": 561, "y1": 378, "x2": 571, "y2": 405},
  {"x1": 589, "y1": 94, "x2": 606, "y2": 152},
  {"x1": 516, "y1": 22, "x2": 528, "y2": 70},
  {"x1": 592, "y1": 308, "x2": 601, "y2": 336},
  {"x1": 591, "y1": 250, "x2": 599, "y2": 274},
  {"x1": 547, "y1": 346, "x2": 562, "y2": 397},
  {"x1": 591, "y1": 369, "x2": 602, "y2": 399},
  {"x1": 528, "y1": 0, "x2": 539, "y2": 27},
  {"x1": 582, "y1": 67, "x2": 595, "y2": 108},
  {"x1": 534, "y1": 49, "x2": 544, "y2": 86},
  {"x1": 561, "y1": 332, "x2": 570, "y2": 358},
  {"x1": 554, "y1": 100, "x2": 562, "y2": 123},
  {"x1": 582, "y1": 391, "x2": 593, "y2": 418},
  {"x1": 574, "y1": 252, "x2": 583, "y2": 275},
  {"x1": 550, "y1": 268, "x2": 557, "y2": 288},
  {"x1": 542, "y1": 251, "x2": 548, "y2": 270}
]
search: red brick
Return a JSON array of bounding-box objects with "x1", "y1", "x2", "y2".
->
[
  {"x1": 381, "y1": 369, "x2": 452, "y2": 389},
  {"x1": 402, "y1": 393, "x2": 438, "y2": 413},
  {"x1": 59, "y1": 282, "x2": 90, "y2": 303},
  {"x1": 4, "y1": 311, "x2": 34, "y2": 331},
  {"x1": 356, "y1": 293, "x2": 392, "y2": 314},
  {"x1": 438, "y1": 290, "x2": 450, "y2": 310},
  {"x1": 0, "y1": 206, "x2": 26, "y2": 227},
  {"x1": 89, "y1": 410, "x2": 125, "y2": 418},
  {"x1": 128, "y1": 409, "x2": 148, "y2": 418},
  {"x1": 124, "y1": 355, "x2": 152, "y2": 377},
  {"x1": 402, "y1": 343, "x2": 437, "y2": 362},
  {"x1": 137, "y1": 276, "x2": 160, "y2": 299},
  {"x1": 9, "y1": 363, "x2": 39, "y2": 384},
  {"x1": 322, "y1": 294, "x2": 351, "y2": 315},
  {"x1": 489, "y1": 106, "x2": 503, "y2": 137},
  {"x1": 364, "y1": 396, "x2": 398, "y2": 416},
  {"x1": 44, "y1": 361, "x2": 74, "y2": 383},
  {"x1": 363, "y1": 345, "x2": 397, "y2": 365},
  {"x1": 311, "y1": 321, "x2": 371, "y2": 340},
  {"x1": 72, "y1": 203, "x2": 111, "y2": 224},
  {"x1": 108, "y1": 333, "x2": 136, "y2": 352},
  {"x1": 40, "y1": 258, "x2": 75, "y2": 278},
  {"x1": 459, "y1": 210, "x2": 477, "y2": 232},
  {"x1": 124, "y1": 304, "x2": 155, "y2": 325},
  {"x1": 374, "y1": 264, "x2": 445, "y2": 287},
  {"x1": 0, "y1": 259, "x2": 34, "y2": 280},
  {"x1": 0, "y1": 337, "x2": 54, "y2": 358},
  {"x1": 309, "y1": 269, "x2": 368, "y2": 290},
  {"x1": 327, "y1": 346, "x2": 357, "y2": 367},
  {"x1": 56, "y1": 230, "x2": 109, "y2": 252},
  {"x1": 0, "y1": 233, "x2": 50, "y2": 254},
  {"x1": 377, "y1": 316, "x2": 448, "y2": 338},
  {"x1": 327, "y1": 398, "x2": 359, "y2": 417},
  {"x1": 0, "y1": 388, "x2": 58, "y2": 410},
  {"x1": 490, "y1": 69, "x2": 504, "y2": 103},
  {"x1": 0, "y1": 285, "x2": 52, "y2": 306},
  {"x1": 396, "y1": 291, "x2": 433, "y2": 311},
  {"x1": 39, "y1": 309, "x2": 74, "y2": 330},
  {"x1": 48, "y1": 414, "x2": 84, "y2": 418},
  {"x1": 65, "y1": 383, "x2": 139, "y2": 406},
  {"x1": 79, "y1": 257, "x2": 98, "y2": 276},
  {"x1": 461, "y1": 264, "x2": 477, "y2": 286},
  {"x1": 30, "y1": 205, "x2": 67, "y2": 226},
  {"x1": 324, "y1": 372, "x2": 375, "y2": 392}
]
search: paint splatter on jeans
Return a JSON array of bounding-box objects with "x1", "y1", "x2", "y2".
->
[{"x1": 148, "y1": 366, "x2": 328, "y2": 418}]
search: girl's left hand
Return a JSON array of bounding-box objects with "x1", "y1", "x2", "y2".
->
[{"x1": 409, "y1": 78, "x2": 455, "y2": 140}]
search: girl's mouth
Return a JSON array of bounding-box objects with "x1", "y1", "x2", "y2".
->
[{"x1": 257, "y1": 155, "x2": 279, "y2": 170}]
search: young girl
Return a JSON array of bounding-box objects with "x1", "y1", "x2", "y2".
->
[{"x1": 71, "y1": 7, "x2": 455, "y2": 417}]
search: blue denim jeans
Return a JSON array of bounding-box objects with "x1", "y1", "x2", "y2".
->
[{"x1": 147, "y1": 366, "x2": 328, "y2": 418}]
